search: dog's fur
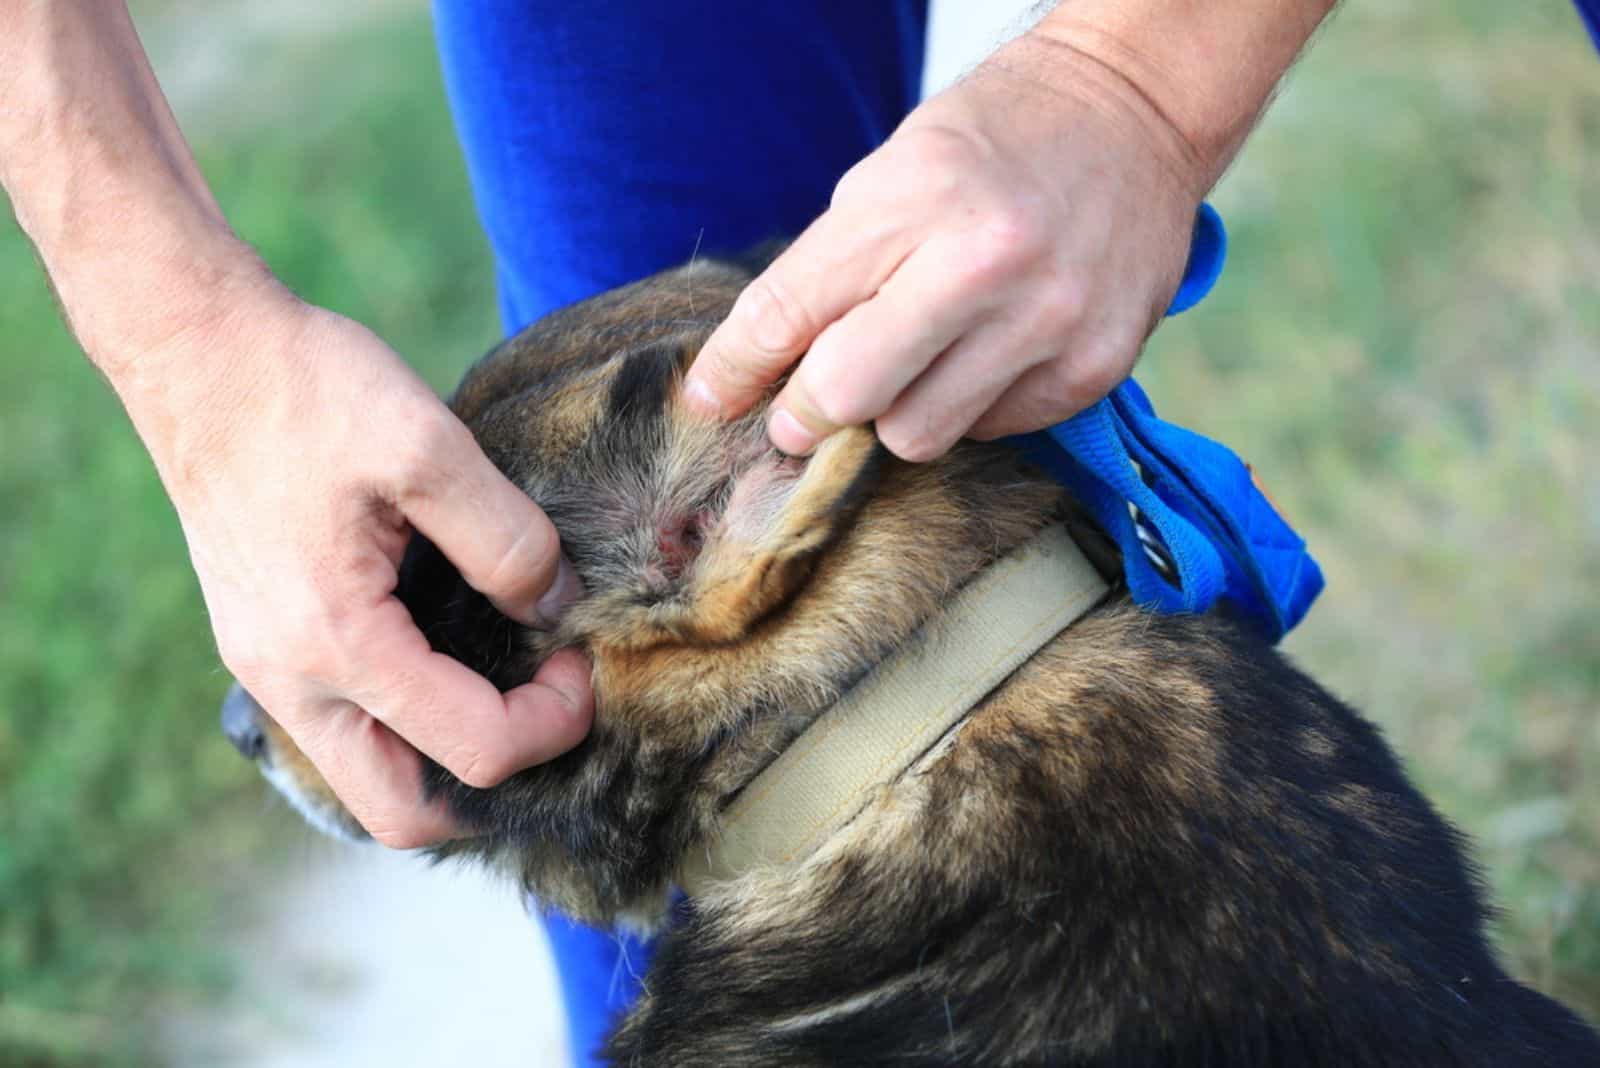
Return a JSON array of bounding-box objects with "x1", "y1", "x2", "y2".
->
[{"x1": 228, "y1": 258, "x2": 1600, "y2": 1066}]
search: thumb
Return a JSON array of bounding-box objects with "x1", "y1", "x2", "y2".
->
[
  {"x1": 684, "y1": 271, "x2": 817, "y2": 422},
  {"x1": 400, "y1": 416, "x2": 581, "y2": 628}
]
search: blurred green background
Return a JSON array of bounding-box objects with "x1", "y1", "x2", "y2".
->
[{"x1": 0, "y1": 1, "x2": 1595, "y2": 1064}]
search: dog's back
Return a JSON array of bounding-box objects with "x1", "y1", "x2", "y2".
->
[
  {"x1": 610, "y1": 606, "x2": 1600, "y2": 1066},
  {"x1": 228, "y1": 257, "x2": 1600, "y2": 1066}
]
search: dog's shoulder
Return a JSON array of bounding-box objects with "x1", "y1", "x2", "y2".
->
[{"x1": 612, "y1": 605, "x2": 1600, "y2": 1066}]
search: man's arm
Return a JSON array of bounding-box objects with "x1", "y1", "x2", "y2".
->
[
  {"x1": 0, "y1": 1, "x2": 592, "y2": 847},
  {"x1": 685, "y1": 0, "x2": 1338, "y2": 460},
  {"x1": 1035, "y1": 0, "x2": 1337, "y2": 188}
]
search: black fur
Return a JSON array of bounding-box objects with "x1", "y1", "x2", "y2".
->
[
  {"x1": 606, "y1": 343, "x2": 680, "y2": 426},
  {"x1": 606, "y1": 614, "x2": 1600, "y2": 1067}
]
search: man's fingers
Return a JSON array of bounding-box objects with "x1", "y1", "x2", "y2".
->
[
  {"x1": 249, "y1": 590, "x2": 592, "y2": 847},
  {"x1": 965, "y1": 330, "x2": 1138, "y2": 441},
  {"x1": 685, "y1": 208, "x2": 912, "y2": 422},
  {"x1": 767, "y1": 236, "x2": 998, "y2": 455},
  {"x1": 873, "y1": 318, "x2": 1052, "y2": 462},
  {"x1": 284, "y1": 698, "x2": 463, "y2": 850},
  {"x1": 346, "y1": 608, "x2": 594, "y2": 790},
  {"x1": 398, "y1": 413, "x2": 578, "y2": 628}
]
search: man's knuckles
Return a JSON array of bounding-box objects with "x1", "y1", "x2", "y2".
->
[
  {"x1": 954, "y1": 211, "x2": 1048, "y2": 291},
  {"x1": 390, "y1": 406, "x2": 480, "y2": 505},
  {"x1": 729, "y1": 273, "x2": 820, "y2": 362}
]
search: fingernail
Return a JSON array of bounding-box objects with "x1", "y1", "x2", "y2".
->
[
  {"x1": 531, "y1": 556, "x2": 583, "y2": 630},
  {"x1": 682, "y1": 376, "x2": 722, "y2": 419},
  {"x1": 768, "y1": 407, "x2": 820, "y2": 456}
]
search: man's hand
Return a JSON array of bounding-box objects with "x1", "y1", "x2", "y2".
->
[
  {"x1": 686, "y1": 1, "x2": 1337, "y2": 460},
  {"x1": 158, "y1": 287, "x2": 592, "y2": 849},
  {"x1": 1, "y1": 0, "x2": 592, "y2": 850},
  {"x1": 685, "y1": 32, "x2": 1203, "y2": 461}
]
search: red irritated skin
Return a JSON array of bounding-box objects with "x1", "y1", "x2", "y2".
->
[{"x1": 654, "y1": 510, "x2": 715, "y2": 582}]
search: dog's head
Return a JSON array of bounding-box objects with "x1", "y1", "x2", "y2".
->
[{"x1": 222, "y1": 258, "x2": 1069, "y2": 929}]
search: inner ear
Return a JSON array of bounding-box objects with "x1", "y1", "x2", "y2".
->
[{"x1": 654, "y1": 507, "x2": 717, "y2": 582}]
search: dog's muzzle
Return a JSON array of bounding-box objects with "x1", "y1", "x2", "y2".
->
[{"x1": 220, "y1": 683, "x2": 268, "y2": 763}]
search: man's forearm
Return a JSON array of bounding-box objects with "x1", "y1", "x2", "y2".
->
[
  {"x1": 0, "y1": 1, "x2": 261, "y2": 383},
  {"x1": 1034, "y1": 0, "x2": 1338, "y2": 187}
]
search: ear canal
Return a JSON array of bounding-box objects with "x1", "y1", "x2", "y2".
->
[{"x1": 654, "y1": 508, "x2": 716, "y2": 582}]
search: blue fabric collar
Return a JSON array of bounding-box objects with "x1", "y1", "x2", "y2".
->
[{"x1": 1021, "y1": 203, "x2": 1325, "y2": 643}]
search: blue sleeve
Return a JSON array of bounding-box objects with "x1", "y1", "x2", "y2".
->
[
  {"x1": 1577, "y1": 0, "x2": 1600, "y2": 51},
  {"x1": 432, "y1": 0, "x2": 929, "y2": 334}
]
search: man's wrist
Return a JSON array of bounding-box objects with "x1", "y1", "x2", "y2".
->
[
  {"x1": 35, "y1": 206, "x2": 272, "y2": 383},
  {"x1": 978, "y1": 30, "x2": 1213, "y2": 203},
  {"x1": 1032, "y1": 0, "x2": 1338, "y2": 187}
]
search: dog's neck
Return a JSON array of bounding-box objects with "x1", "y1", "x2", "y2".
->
[
  {"x1": 679, "y1": 522, "x2": 1109, "y2": 894},
  {"x1": 500, "y1": 445, "x2": 1086, "y2": 926}
]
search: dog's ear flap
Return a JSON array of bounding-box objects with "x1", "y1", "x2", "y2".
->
[
  {"x1": 677, "y1": 426, "x2": 885, "y2": 643},
  {"x1": 584, "y1": 424, "x2": 886, "y2": 650}
]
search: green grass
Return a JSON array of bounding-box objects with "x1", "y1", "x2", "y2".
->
[
  {"x1": 1152, "y1": 1, "x2": 1600, "y2": 1013},
  {"x1": 0, "y1": 3, "x2": 1595, "y2": 1064}
]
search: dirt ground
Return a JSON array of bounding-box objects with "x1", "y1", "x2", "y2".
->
[{"x1": 164, "y1": 841, "x2": 569, "y2": 1067}]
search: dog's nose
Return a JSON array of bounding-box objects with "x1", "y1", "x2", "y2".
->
[{"x1": 220, "y1": 683, "x2": 268, "y2": 762}]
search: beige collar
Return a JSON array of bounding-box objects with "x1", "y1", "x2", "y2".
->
[{"x1": 679, "y1": 523, "x2": 1109, "y2": 895}]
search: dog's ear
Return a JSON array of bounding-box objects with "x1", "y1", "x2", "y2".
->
[
  {"x1": 565, "y1": 421, "x2": 886, "y2": 651},
  {"x1": 680, "y1": 424, "x2": 885, "y2": 643},
  {"x1": 395, "y1": 327, "x2": 890, "y2": 666}
]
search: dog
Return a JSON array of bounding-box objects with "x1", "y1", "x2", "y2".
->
[{"x1": 221, "y1": 256, "x2": 1600, "y2": 1066}]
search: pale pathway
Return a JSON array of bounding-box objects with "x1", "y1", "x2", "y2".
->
[{"x1": 168, "y1": 840, "x2": 570, "y2": 1067}]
